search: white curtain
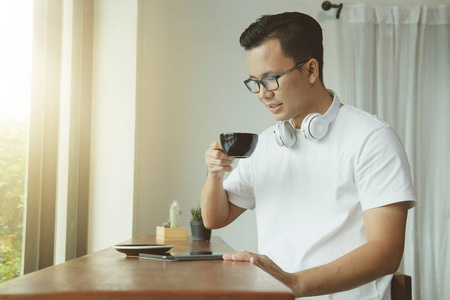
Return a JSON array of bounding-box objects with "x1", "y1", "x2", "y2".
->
[{"x1": 342, "y1": 4, "x2": 450, "y2": 300}]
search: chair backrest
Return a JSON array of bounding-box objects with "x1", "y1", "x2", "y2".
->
[{"x1": 391, "y1": 272, "x2": 412, "y2": 300}]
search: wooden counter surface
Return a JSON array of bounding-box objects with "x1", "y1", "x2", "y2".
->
[{"x1": 0, "y1": 235, "x2": 294, "y2": 300}]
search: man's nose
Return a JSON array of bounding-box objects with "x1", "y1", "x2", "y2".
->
[{"x1": 258, "y1": 85, "x2": 274, "y2": 100}]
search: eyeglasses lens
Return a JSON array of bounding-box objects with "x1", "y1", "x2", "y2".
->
[
  {"x1": 246, "y1": 77, "x2": 279, "y2": 93},
  {"x1": 262, "y1": 77, "x2": 278, "y2": 91},
  {"x1": 246, "y1": 81, "x2": 259, "y2": 93}
]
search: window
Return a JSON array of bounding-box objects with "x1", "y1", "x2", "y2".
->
[{"x1": 0, "y1": 0, "x2": 33, "y2": 283}]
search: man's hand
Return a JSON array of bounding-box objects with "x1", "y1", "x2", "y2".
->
[
  {"x1": 201, "y1": 140, "x2": 244, "y2": 230},
  {"x1": 223, "y1": 250, "x2": 298, "y2": 293},
  {"x1": 205, "y1": 140, "x2": 234, "y2": 179}
]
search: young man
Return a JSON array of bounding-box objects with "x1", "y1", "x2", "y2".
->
[{"x1": 201, "y1": 12, "x2": 415, "y2": 299}]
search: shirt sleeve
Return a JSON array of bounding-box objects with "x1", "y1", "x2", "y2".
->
[
  {"x1": 355, "y1": 126, "x2": 416, "y2": 211},
  {"x1": 223, "y1": 158, "x2": 256, "y2": 210}
]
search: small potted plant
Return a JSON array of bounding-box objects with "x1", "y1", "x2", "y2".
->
[{"x1": 190, "y1": 204, "x2": 211, "y2": 241}]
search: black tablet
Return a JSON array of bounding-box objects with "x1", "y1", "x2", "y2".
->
[{"x1": 139, "y1": 251, "x2": 224, "y2": 261}]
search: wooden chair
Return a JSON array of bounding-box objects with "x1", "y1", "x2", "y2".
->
[{"x1": 391, "y1": 272, "x2": 412, "y2": 300}]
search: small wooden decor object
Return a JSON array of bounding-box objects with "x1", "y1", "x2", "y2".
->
[{"x1": 156, "y1": 226, "x2": 187, "y2": 241}]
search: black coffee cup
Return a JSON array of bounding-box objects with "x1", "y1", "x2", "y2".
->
[{"x1": 220, "y1": 132, "x2": 258, "y2": 158}]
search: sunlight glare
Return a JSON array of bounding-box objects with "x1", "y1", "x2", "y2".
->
[{"x1": 0, "y1": 0, "x2": 33, "y2": 122}]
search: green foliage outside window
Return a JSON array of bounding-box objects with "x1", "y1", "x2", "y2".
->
[{"x1": 0, "y1": 120, "x2": 27, "y2": 283}]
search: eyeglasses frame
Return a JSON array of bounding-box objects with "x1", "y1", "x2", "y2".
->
[{"x1": 243, "y1": 59, "x2": 310, "y2": 93}]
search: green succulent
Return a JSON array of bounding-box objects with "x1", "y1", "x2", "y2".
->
[{"x1": 190, "y1": 205, "x2": 202, "y2": 222}]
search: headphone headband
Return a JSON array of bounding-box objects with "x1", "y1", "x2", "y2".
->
[{"x1": 321, "y1": 92, "x2": 340, "y2": 124}]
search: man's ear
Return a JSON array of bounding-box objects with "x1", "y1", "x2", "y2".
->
[{"x1": 305, "y1": 58, "x2": 320, "y2": 85}]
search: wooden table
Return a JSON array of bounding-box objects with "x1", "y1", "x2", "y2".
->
[{"x1": 0, "y1": 235, "x2": 294, "y2": 299}]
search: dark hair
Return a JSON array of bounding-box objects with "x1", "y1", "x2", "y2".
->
[{"x1": 240, "y1": 12, "x2": 324, "y2": 83}]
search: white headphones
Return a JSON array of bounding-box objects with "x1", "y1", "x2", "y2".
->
[{"x1": 274, "y1": 91, "x2": 340, "y2": 148}]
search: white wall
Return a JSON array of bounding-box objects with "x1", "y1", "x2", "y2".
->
[
  {"x1": 133, "y1": 0, "x2": 444, "y2": 253},
  {"x1": 88, "y1": 0, "x2": 138, "y2": 252},
  {"x1": 88, "y1": 0, "x2": 446, "y2": 253}
]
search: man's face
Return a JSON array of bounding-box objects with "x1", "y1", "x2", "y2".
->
[{"x1": 246, "y1": 39, "x2": 313, "y2": 127}]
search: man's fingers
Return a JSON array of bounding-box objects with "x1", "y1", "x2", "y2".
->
[
  {"x1": 223, "y1": 250, "x2": 255, "y2": 262},
  {"x1": 205, "y1": 140, "x2": 235, "y2": 174},
  {"x1": 210, "y1": 140, "x2": 224, "y2": 151}
]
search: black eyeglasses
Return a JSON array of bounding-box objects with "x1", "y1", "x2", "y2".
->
[{"x1": 243, "y1": 59, "x2": 309, "y2": 93}]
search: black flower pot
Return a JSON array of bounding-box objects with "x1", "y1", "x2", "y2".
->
[{"x1": 190, "y1": 221, "x2": 212, "y2": 241}]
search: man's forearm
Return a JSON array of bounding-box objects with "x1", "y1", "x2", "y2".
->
[
  {"x1": 224, "y1": 241, "x2": 400, "y2": 298},
  {"x1": 200, "y1": 174, "x2": 231, "y2": 229},
  {"x1": 289, "y1": 239, "x2": 401, "y2": 297}
]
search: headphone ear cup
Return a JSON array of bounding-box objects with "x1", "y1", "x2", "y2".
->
[
  {"x1": 309, "y1": 115, "x2": 329, "y2": 140},
  {"x1": 300, "y1": 91, "x2": 341, "y2": 142},
  {"x1": 274, "y1": 121, "x2": 296, "y2": 148},
  {"x1": 274, "y1": 122, "x2": 284, "y2": 147},
  {"x1": 302, "y1": 112, "x2": 323, "y2": 141}
]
